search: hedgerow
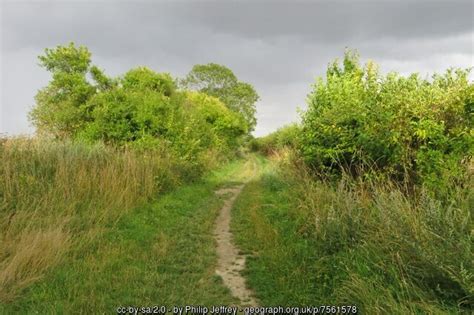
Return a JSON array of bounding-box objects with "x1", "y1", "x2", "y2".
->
[
  {"x1": 300, "y1": 50, "x2": 473, "y2": 192},
  {"x1": 30, "y1": 43, "x2": 254, "y2": 176}
]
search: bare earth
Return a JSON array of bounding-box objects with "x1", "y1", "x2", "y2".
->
[{"x1": 214, "y1": 186, "x2": 258, "y2": 306}]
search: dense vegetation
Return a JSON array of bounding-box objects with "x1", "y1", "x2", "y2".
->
[
  {"x1": 259, "y1": 51, "x2": 473, "y2": 192},
  {"x1": 244, "y1": 51, "x2": 473, "y2": 313},
  {"x1": 1, "y1": 44, "x2": 472, "y2": 314},
  {"x1": 233, "y1": 152, "x2": 472, "y2": 313},
  {"x1": 181, "y1": 63, "x2": 259, "y2": 133},
  {"x1": 300, "y1": 51, "x2": 473, "y2": 192},
  {"x1": 0, "y1": 141, "x2": 252, "y2": 311},
  {"x1": 0, "y1": 139, "x2": 184, "y2": 302},
  {"x1": 1, "y1": 43, "x2": 258, "y2": 307},
  {"x1": 30, "y1": 43, "x2": 257, "y2": 173},
  {"x1": 251, "y1": 123, "x2": 300, "y2": 155}
]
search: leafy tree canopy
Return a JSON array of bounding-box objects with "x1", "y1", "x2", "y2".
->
[
  {"x1": 38, "y1": 42, "x2": 91, "y2": 74},
  {"x1": 30, "y1": 43, "x2": 251, "y2": 161},
  {"x1": 182, "y1": 63, "x2": 259, "y2": 133}
]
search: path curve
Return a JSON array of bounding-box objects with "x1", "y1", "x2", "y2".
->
[{"x1": 214, "y1": 186, "x2": 258, "y2": 306}]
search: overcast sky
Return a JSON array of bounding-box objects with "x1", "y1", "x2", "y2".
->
[{"x1": 1, "y1": 0, "x2": 473, "y2": 137}]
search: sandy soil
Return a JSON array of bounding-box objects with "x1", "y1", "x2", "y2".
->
[{"x1": 214, "y1": 186, "x2": 258, "y2": 306}]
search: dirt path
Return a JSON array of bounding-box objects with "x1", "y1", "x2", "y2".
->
[{"x1": 214, "y1": 185, "x2": 258, "y2": 306}]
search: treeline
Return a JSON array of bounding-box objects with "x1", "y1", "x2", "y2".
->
[
  {"x1": 30, "y1": 43, "x2": 259, "y2": 175},
  {"x1": 251, "y1": 51, "x2": 473, "y2": 312}
]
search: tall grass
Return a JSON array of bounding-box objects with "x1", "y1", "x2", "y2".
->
[
  {"x1": 277, "y1": 149, "x2": 473, "y2": 313},
  {"x1": 232, "y1": 150, "x2": 472, "y2": 313},
  {"x1": 0, "y1": 137, "x2": 197, "y2": 302}
]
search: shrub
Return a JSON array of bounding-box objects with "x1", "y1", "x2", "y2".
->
[
  {"x1": 254, "y1": 123, "x2": 301, "y2": 155},
  {"x1": 300, "y1": 50, "x2": 473, "y2": 192},
  {"x1": 29, "y1": 43, "x2": 252, "y2": 172}
]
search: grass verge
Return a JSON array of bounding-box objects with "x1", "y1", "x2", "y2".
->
[
  {"x1": 231, "y1": 153, "x2": 473, "y2": 314},
  {"x1": 0, "y1": 139, "x2": 250, "y2": 313}
]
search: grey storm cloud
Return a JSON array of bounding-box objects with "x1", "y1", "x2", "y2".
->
[{"x1": 1, "y1": 0, "x2": 473, "y2": 136}]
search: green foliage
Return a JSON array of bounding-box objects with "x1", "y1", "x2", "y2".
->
[
  {"x1": 0, "y1": 137, "x2": 249, "y2": 310},
  {"x1": 232, "y1": 155, "x2": 473, "y2": 313},
  {"x1": 29, "y1": 43, "x2": 251, "y2": 172},
  {"x1": 78, "y1": 68, "x2": 177, "y2": 145},
  {"x1": 122, "y1": 67, "x2": 176, "y2": 96},
  {"x1": 30, "y1": 43, "x2": 123, "y2": 139},
  {"x1": 38, "y1": 42, "x2": 91, "y2": 74},
  {"x1": 300, "y1": 50, "x2": 473, "y2": 191},
  {"x1": 0, "y1": 137, "x2": 186, "y2": 303},
  {"x1": 185, "y1": 92, "x2": 247, "y2": 150},
  {"x1": 253, "y1": 123, "x2": 301, "y2": 155},
  {"x1": 182, "y1": 63, "x2": 259, "y2": 132},
  {"x1": 90, "y1": 66, "x2": 117, "y2": 91},
  {"x1": 183, "y1": 63, "x2": 237, "y2": 92}
]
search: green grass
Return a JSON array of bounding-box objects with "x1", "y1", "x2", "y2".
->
[
  {"x1": 231, "y1": 153, "x2": 473, "y2": 314},
  {"x1": 2, "y1": 137, "x2": 471, "y2": 314},
  {"x1": 1, "y1": 138, "x2": 208, "y2": 305},
  {"x1": 231, "y1": 158, "x2": 320, "y2": 305},
  {"x1": 0, "y1": 152, "x2": 251, "y2": 314}
]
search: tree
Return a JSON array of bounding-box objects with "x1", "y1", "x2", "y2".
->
[
  {"x1": 38, "y1": 42, "x2": 91, "y2": 74},
  {"x1": 185, "y1": 91, "x2": 247, "y2": 150},
  {"x1": 30, "y1": 43, "x2": 97, "y2": 138},
  {"x1": 182, "y1": 63, "x2": 259, "y2": 132},
  {"x1": 79, "y1": 67, "x2": 177, "y2": 144},
  {"x1": 30, "y1": 43, "x2": 250, "y2": 162}
]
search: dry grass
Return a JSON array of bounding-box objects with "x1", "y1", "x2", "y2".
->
[{"x1": 0, "y1": 227, "x2": 70, "y2": 302}]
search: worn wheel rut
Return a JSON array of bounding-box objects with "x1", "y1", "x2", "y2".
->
[{"x1": 214, "y1": 185, "x2": 258, "y2": 306}]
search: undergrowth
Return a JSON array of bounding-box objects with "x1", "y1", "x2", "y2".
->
[
  {"x1": 0, "y1": 137, "x2": 209, "y2": 303},
  {"x1": 232, "y1": 151, "x2": 473, "y2": 314}
]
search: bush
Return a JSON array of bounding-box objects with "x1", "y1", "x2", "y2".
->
[
  {"x1": 29, "y1": 43, "x2": 252, "y2": 173},
  {"x1": 300, "y1": 50, "x2": 473, "y2": 192},
  {"x1": 184, "y1": 91, "x2": 247, "y2": 154},
  {"x1": 254, "y1": 123, "x2": 301, "y2": 155}
]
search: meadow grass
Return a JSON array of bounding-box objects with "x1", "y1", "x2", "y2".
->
[
  {"x1": 2, "y1": 135, "x2": 472, "y2": 314},
  {"x1": 231, "y1": 151, "x2": 473, "y2": 314},
  {"x1": 0, "y1": 138, "x2": 158, "y2": 303},
  {"x1": 0, "y1": 137, "x2": 246, "y2": 312}
]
